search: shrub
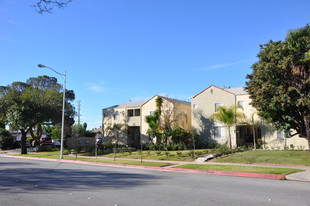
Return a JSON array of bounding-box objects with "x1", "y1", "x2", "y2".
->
[
  {"x1": 176, "y1": 151, "x2": 183, "y2": 157},
  {"x1": 196, "y1": 151, "x2": 204, "y2": 156},
  {"x1": 187, "y1": 151, "x2": 195, "y2": 158},
  {"x1": 0, "y1": 129, "x2": 14, "y2": 150},
  {"x1": 216, "y1": 145, "x2": 230, "y2": 154},
  {"x1": 165, "y1": 151, "x2": 170, "y2": 157}
]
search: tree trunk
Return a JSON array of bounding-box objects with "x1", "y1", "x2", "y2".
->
[
  {"x1": 253, "y1": 126, "x2": 256, "y2": 150},
  {"x1": 304, "y1": 116, "x2": 310, "y2": 152},
  {"x1": 20, "y1": 129, "x2": 27, "y2": 154},
  {"x1": 228, "y1": 126, "x2": 232, "y2": 149}
]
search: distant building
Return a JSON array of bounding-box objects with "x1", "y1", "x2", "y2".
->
[{"x1": 102, "y1": 95, "x2": 191, "y2": 148}]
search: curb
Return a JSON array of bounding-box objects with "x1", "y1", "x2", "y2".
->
[{"x1": 4, "y1": 155, "x2": 285, "y2": 180}]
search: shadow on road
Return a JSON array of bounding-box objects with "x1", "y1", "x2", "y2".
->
[
  {"x1": 0, "y1": 161, "x2": 37, "y2": 166},
  {"x1": 0, "y1": 167, "x2": 161, "y2": 193}
]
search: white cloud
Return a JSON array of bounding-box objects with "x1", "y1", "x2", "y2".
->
[
  {"x1": 199, "y1": 60, "x2": 249, "y2": 71},
  {"x1": 87, "y1": 83, "x2": 106, "y2": 93}
]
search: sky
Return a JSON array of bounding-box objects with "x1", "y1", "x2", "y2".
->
[{"x1": 1, "y1": 0, "x2": 309, "y2": 130}]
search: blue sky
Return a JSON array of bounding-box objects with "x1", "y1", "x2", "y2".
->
[{"x1": 1, "y1": 0, "x2": 309, "y2": 129}]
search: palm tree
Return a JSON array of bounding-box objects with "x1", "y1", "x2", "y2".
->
[
  {"x1": 248, "y1": 113, "x2": 261, "y2": 150},
  {"x1": 210, "y1": 105, "x2": 245, "y2": 149},
  {"x1": 107, "y1": 123, "x2": 126, "y2": 161}
]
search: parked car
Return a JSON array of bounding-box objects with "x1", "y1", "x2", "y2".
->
[
  {"x1": 40, "y1": 137, "x2": 53, "y2": 145},
  {"x1": 52, "y1": 139, "x2": 61, "y2": 147}
]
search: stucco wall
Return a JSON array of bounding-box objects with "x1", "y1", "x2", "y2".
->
[
  {"x1": 192, "y1": 86, "x2": 236, "y2": 145},
  {"x1": 141, "y1": 95, "x2": 191, "y2": 143}
]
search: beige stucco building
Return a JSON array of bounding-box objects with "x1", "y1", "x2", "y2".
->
[
  {"x1": 191, "y1": 85, "x2": 309, "y2": 150},
  {"x1": 140, "y1": 95, "x2": 191, "y2": 143},
  {"x1": 102, "y1": 95, "x2": 191, "y2": 148},
  {"x1": 102, "y1": 100, "x2": 146, "y2": 148}
]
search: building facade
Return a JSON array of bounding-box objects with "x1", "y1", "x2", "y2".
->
[
  {"x1": 102, "y1": 95, "x2": 191, "y2": 148},
  {"x1": 191, "y1": 85, "x2": 309, "y2": 150},
  {"x1": 102, "y1": 100, "x2": 146, "y2": 148}
]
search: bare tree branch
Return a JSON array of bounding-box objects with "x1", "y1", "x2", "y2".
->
[{"x1": 32, "y1": 0, "x2": 73, "y2": 14}]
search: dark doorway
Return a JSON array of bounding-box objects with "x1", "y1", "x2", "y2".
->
[
  {"x1": 127, "y1": 126, "x2": 140, "y2": 148},
  {"x1": 236, "y1": 125, "x2": 262, "y2": 148}
]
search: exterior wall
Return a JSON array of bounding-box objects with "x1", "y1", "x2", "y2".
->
[
  {"x1": 192, "y1": 86, "x2": 236, "y2": 146},
  {"x1": 102, "y1": 107, "x2": 127, "y2": 144},
  {"x1": 192, "y1": 85, "x2": 309, "y2": 150},
  {"x1": 141, "y1": 96, "x2": 159, "y2": 143},
  {"x1": 126, "y1": 115, "x2": 140, "y2": 127},
  {"x1": 236, "y1": 94, "x2": 256, "y2": 116},
  {"x1": 174, "y1": 102, "x2": 191, "y2": 131},
  {"x1": 236, "y1": 94, "x2": 308, "y2": 150},
  {"x1": 141, "y1": 95, "x2": 191, "y2": 143},
  {"x1": 261, "y1": 126, "x2": 309, "y2": 150}
]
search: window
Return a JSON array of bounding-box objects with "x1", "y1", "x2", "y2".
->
[
  {"x1": 150, "y1": 111, "x2": 155, "y2": 115},
  {"x1": 85, "y1": 139, "x2": 90, "y2": 144},
  {"x1": 214, "y1": 126, "x2": 225, "y2": 139},
  {"x1": 277, "y1": 130, "x2": 285, "y2": 139},
  {"x1": 127, "y1": 109, "x2": 134, "y2": 117},
  {"x1": 193, "y1": 104, "x2": 198, "y2": 109},
  {"x1": 134, "y1": 109, "x2": 140, "y2": 116},
  {"x1": 237, "y1": 101, "x2": 244, "y2": 109},
  {"x1": 113, "y1": 112, "x2": 119, "y2": 120},
  {"x1": 215, "y1": 103, "x2": 223, "y2": 112}
]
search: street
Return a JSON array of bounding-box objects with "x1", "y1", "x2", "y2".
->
[{"x1": 0, "y1": 156, "x2": 309, "y2": 206}]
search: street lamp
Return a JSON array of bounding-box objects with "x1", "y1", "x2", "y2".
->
[{"x1": 37, "y1": 64, "x2": 66, "y2": 159}]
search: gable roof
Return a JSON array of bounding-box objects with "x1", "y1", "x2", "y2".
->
[
  {"x1": 192, "y1": 85, "x2": 248, "y2": 99},
  {"x1": 103, "y1": 100, "x2": 147, "y2": 110},
  {"x1": 225, "y1": 87, "x2": 247, "y2": 95},
  {"x1": 118, "y1": 100, "x2": 147, "y2": 108},
  {"x1": 142, "y1": 95, "x2": 191, "y2": 107},
  {"x1": 163, "y1": 96, "x2": 191, "y2": 106}
]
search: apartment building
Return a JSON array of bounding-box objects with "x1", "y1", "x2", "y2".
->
[
  {"x1": 191, "y1": 85, "x2": 309, "y2": 150},
  {"x1": 102, "y1": 95, "x2": 191, "y2": 148}
]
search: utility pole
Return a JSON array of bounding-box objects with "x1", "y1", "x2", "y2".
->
[{"x1": 77, "y1": 100, "x2": 81, "y2": 125}]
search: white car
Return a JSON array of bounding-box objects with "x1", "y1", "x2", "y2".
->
[{"x1": 52, "y1": 139, "x2": 61, "y2": 146}]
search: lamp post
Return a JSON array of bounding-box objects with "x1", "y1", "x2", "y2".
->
[{"x1": 37, "y1": 64, "x2": 66, "y2": 159}]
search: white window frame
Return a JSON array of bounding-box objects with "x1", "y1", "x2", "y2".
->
[
  {"x1": 214, "y1": 103, "x2": 223, "y2": 112},
  {"x1": 237, "y1": 101, "x2": 244, "y2": 109},
  {"x1": 213, "y1": 126, "x2": 225, "y2": 139},
  {"x1": 114, "y1": 112, "x2": 119, "y2": 120},
  {"x1": 277, "y1": 130, "x2": 285, "y2": 140}
]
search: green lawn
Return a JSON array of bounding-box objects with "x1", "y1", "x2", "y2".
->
[
  {"x1": 214, "y1": 150, "x2": 310, "y2": 166},
  {"x1": 174, "y1": 164, "x2": 304, "y2": 175},
  {"x1": 14, "y1": 154, "x2": 173, "y2": 167},
  {"x1": 87, "y1": 149, "x2": 210, "y2": 161}
]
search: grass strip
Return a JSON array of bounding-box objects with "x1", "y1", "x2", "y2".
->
[
  {"x1": 214, "y1": 150, "x2": 310, "y2": 166},
  {"x1": 12, "y1": 154, "x2": 173, "y2": 167},
  {"x1": 174, "y1": 164, "x2": 304, "y2": 175}
]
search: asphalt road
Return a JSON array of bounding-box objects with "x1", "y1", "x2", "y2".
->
[{"x1": 0, "y1": 156, "x2": 309, "y2": 206}]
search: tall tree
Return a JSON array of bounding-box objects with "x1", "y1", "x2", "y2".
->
[
  {"x1": 210, "y1": 105, "x2": 245, "y2": 149},
  {"x1": 0, "y1": 76, "x2": 76, "y2": 154},
  {"x1": 246, "y1": 25, "x2": 310, "y2": 151}
]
